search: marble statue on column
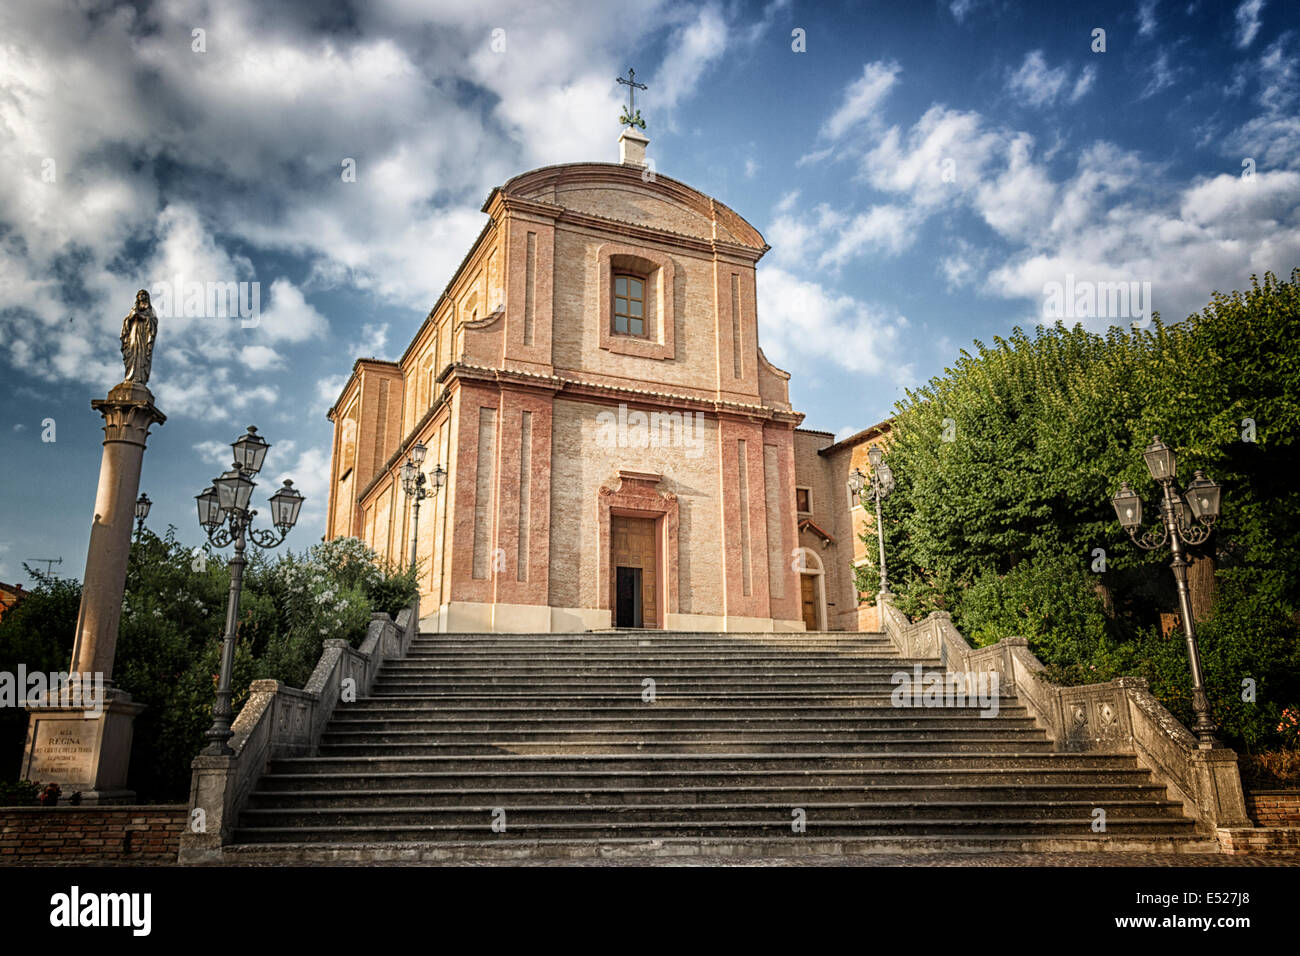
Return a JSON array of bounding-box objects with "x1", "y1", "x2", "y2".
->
[{"x1": 120, "y1": 290, "x2": 157, "y2": 385}]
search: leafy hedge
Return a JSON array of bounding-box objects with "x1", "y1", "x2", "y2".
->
[{"x1": 0, "y1": 533, "x2": 416, "y2": 802}]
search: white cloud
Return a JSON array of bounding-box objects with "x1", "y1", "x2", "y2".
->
[
  {"x1": 240, "y1": 345, "x2": 284, "y2": 371},
  {"x1": 1071, "y1": 65, "x2": 1097, "y2": 102},
  {"x1": 193, "y1": 440, "x2": 234, "y2": 470},
  {"x1": 1138, "y1": 0, "x2": 1158, "y2": 37},
  {"x1": 818, "y1": 205, "x2": 918, "y2": 267},
  {"x1": 253, "y1": 279, "x2": 329, "y2": 345},
  {"x1": 939, "y1": 239, "x2": 987, "y2": 291},
  {"x1": 348, "y1": 323, "x2": 390, "y2": 359},
  {"x1": 863, "y1": 105, "x2": 1002, "y2": 203},
  {"x1": 1140, "y1": 50, "x2": 1182, "y2": 99},
  {"x1": 651, "y1": 6, "x2": 729, "y2": 116},
  {"x1": 1234, "y1": 0, "x2": 1266, "y2": 49},
  {"x1": 0, "y1": 0, "x2": 734, "y2": 404},
  {"x1": 1008, "y1": 51, "x2": 1095, "y2": 107},
  {"x1": 986, "y1": 167, "x2": 1300, "y2": 328},
  {"x1": 1008, "y1": 51, "x2": 1067, "y2": 107},
  {"x1": 756, "y1": 266, "x2": 913, "y2": 383},
  {"x1": 271, "y1": 444, "x2": 331, "y2": 529},
  {"x1": 1222, "y1": 35, "x2": 1300, "y2": 172},
  {"x1": 317, "y1": 374, "x2": 349, "y2": 407},
  {"x1": 796, "y1": 61, "x2": 1300, "y2": 330},
  {"x1": 814, "y1": 60, "x2": 902, "y2": 146}
]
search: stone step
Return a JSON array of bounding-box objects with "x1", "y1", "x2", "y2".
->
[
  {"x1": 413, "y1": 632, "x2": 890, "y2": 642},
  {"x1": 408, "y1": 643, "x2": 901, "y2": 653},
  {"x1": 238, "y1": 799, "x2": 1187, "y2": 830},
  {"x1": 232, "y1": 816, "x2": 1196, "y2": 844},
  {"x1": 253, "y1": 765, "x2": 1159, "y2": 792},
  {"x1": 400, "y1": 642, "x2": 902, "y2": 653},
  {"x1": 402, "y1": 643, "x2": 900, "y2": 654},
  {"x1": 268, "y1": 752, "x2": 1133, "y2": 775},
  {"x1": 383, "y1": 661, "x2": 927, "y2": 672},
  {"x1": 225, "y1": 625, "x2": 1200, "y2": 857},
  {"x1": 246, "y1": 782, "x2": 1171, "y2": 810},
  {"x1": 369, "y1": 676, "x2": 982, "y2": 691},
  {"x1": 314, "y1": 739, "x2": 1055, "y2": 756},
  {"x1": 338, "y1": 697, "x2": 1034, "y2": 712},
  {"x1": 319, "y1": 726, "x2": 1043, "y2": 744},
  {"x1": 405, "y1": 639, "x2": 904, "y2": 647},
  {"x1": 220, "y1": 833, "x2": 1216, "y2": 862},
  {"x1": 324, "y1": 715, "x2": 1041, "y2": 732}
]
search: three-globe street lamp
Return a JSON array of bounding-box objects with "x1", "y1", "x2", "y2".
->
[
  {"x1": 134, "y1": 493, "x2": 152, "y2": 540},
  {"x1": 194, "y1": 426, "x2": 304, "y2": 756},
  {"x1": 400, "y1": 440, "x2": 445, "y2": 571},
  {"x1": 849, "y1": 445, "x2": 896, "y2": 599},
  {"x1": 1111, "y1": 436, "x2": 1223, "y2": 750}
]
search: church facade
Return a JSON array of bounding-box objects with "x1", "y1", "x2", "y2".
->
[{"x1": 324, "y1": 129, "x2": 890, "y2": 633}]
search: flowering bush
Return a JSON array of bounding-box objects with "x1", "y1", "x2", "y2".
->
[
  {"x1": 0, "y1": 528, "x2": 416, "y2": 801},
  {"x1": 1280, "y1": 708, "x2": 1300, "y2": 750}
]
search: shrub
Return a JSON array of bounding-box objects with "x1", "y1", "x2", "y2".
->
[
  {"x1": 0, "y1": 779, "x2": 41, "y2": 806},
  {"x1": 0, "y1": 530, "x2": 417, "y2": 802},
  {"x1": 0, "y1": 567, "x2": 79, "y2": 773}
]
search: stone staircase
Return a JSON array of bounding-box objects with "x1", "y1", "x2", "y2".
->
[{"x1": 225, "y1": 630, "x2": 1210, "y2": 861}]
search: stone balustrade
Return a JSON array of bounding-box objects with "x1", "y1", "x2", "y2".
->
[
  {"x1": 877, "y1": 597, "x2": 1251, "y2": 831},
  {"x1": 178, "y1": 599, "x2": 418, "y2": 862}
]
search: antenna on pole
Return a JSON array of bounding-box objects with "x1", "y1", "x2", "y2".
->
[{"x1": 26, "y1": 557, "x2": 62, "y2": 577}]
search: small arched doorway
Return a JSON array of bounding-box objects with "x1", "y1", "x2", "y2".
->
[{"x1": 794, "y1": 547, "x2": 827, "y2": 631}]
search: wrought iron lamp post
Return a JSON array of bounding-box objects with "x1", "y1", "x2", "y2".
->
[
  {"x1": 194, "y1": 426, "x2": 304, "y2": 756},
  {"x1": 134, "y1": 493, "x2": 152, "y2": 540},
  {"x1": 849, "y1": 445, "x2": 895, "y2": 599},
  {"x1": 400, "y1": 440, "x2": 445, "y2": 571},
  {"x1": 1111, "y1": 436, "x2": 1223, "y2": 750}
]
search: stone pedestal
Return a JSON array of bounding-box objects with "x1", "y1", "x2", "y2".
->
[
  {"x1": 619, "y1": 126, "x2": 649, "y2": 167},
  {"x1": 21, "y1": 690, "x2": 146, "y2": 804},
  {"x1": 21, "y1": 380, "x2": 163, "y2": 801}
]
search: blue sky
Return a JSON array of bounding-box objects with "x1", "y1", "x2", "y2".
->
[{"x1": 1, "y1": 0, "x2": 1297, "y2": 585}]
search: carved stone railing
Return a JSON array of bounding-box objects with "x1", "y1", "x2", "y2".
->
[
  {"x1": 877, "y1": 596, "x2": 1250, "y2": 831},
  {"x1": 178, "y1": 597, "x2": 419, "y2": 862}
]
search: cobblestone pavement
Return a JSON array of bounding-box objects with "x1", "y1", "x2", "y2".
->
[{"x1": 11, "y1": 851, "x2": 1299, "y2": 867}]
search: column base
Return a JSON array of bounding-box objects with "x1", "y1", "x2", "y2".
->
[{"x1": 20, "y1": 688, "x2": 146, "y2": 798}]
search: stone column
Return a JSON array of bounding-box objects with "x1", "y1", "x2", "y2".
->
[
  {"x1": 21, "y1": 380, "x2": 164, "y2": 803},
  {"x1": 69, "y1": 381, "x2": 166, "y2": 679}
]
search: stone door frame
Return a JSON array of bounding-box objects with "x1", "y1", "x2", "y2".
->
[{"x1": 599, "y1": 470, "x2": 678, "y2": 629}]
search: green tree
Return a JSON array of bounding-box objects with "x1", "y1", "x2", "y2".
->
[{"x1": 860, "y1": 270, "x2": 1300, "y2": 749}]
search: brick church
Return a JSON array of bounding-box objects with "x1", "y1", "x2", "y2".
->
[{"x1": 324, "y1": 125, "x2": 890, "y2": 633}]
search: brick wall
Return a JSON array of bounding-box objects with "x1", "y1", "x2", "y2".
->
[
  {"x1": 1245, "y1": 790, "x2": 1300, "y2": 827},
  {"x1": 1217, "y1": 826, "x2": 1300, "y2": 854},
  {"x1": 0, "y1": 805, "x2": 185, "y2": 863}
]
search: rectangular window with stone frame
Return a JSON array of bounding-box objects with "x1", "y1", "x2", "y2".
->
[{"x1": 613, "y1": 273, "x2": 647, "y2": 337}]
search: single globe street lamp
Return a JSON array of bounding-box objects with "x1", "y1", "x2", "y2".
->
[
  {"x1": 194, "y1": 426, "x2": 304, "y2": 756},
  {"x1": 401, "y1": 439, "x2": 445, "y2": 571},
  {"x1": 134, "y1": 493, "x2": 152, "y2": 540},
  {"x1": 849, "y1": 444, "x2": 895, "y2": 599},
  {"x1": 1111, "y1": 435, "x2": 1223, "y2": 750}
]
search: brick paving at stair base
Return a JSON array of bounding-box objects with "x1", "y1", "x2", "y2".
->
[{"x1": 22, "y1": 851, "x2": 1296, "y2": 867}]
